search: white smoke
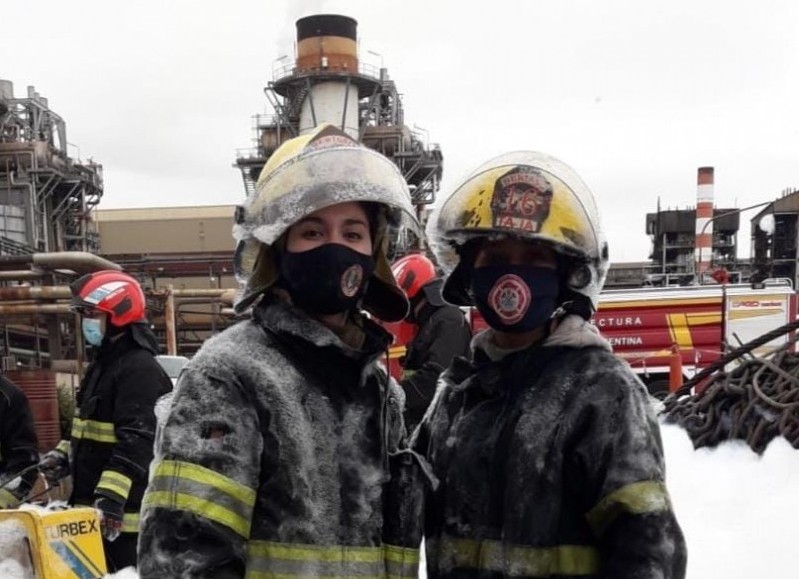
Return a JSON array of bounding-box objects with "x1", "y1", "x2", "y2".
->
[{"x1": 277, "y1": 1, "x2": 334, "y2": 61}]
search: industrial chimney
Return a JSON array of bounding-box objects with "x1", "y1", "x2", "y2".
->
[
  {"x1": 694, "y1": 167, "x2": 715, "y2": 279},
  {"x1": 272, "y1": 14, "x2": 371, "y2": 139}
]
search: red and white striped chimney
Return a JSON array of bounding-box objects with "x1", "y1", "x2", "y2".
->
[{"x1": 694, "y1": 167, "x2": 715, "y2": 279}]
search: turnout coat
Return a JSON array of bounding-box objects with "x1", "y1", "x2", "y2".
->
[
  {"x1": 415, "y1": 315, "x2": 687, "y2": 579},
  {"x1": 138, "y1": 296, "x2": 422, "y2": 578},
  {"x1": 69, "y1": 325, "x2": 172, "y2": 533},
  {"x1": 0, "y1": 375, "x2": 39, "y2": 507}
]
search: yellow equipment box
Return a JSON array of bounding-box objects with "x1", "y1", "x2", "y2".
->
[{"x1": 0, "y1": 506, "x2": 107, "y2": 578}]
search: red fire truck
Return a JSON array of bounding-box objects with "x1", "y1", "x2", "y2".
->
[
  {"x1": 388, "y1": 279, "x2": 797, "y2": 392},
  {"x1": 591, "y1": 279, "x2": 796, "y2": 389}
]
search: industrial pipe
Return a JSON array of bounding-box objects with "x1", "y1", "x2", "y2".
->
[
  {"x1": 0, "y1": 252, "x2": 121, "y2": 273},
  {"x1": 164, "y1": 285, "x2": 177, "y2": 356},
  {"x1": 169, "y1": 288, "x2": 237, "y2": 303},
  {"x1": 0, "y1": 285, "x2": 71, "y2": 301},
  {"x1": 0, "y1": 270, "x2": 47, "y2": 280},
  {"x1": 0, "y1": 304, "x2": 72, "y2": 315}
]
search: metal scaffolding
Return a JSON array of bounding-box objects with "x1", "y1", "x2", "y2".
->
[
  {"x1": 0, "y1": 80, "x2": 103, "y2": 255},
  {"x1": 233, "y1": 18, "x2": 442, "y2": 218},
  {"x1": 0, "y1": 79, "x2": 107, "y2": 370}
]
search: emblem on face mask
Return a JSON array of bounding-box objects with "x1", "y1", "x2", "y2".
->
[
  {"x1": 341, "y1": 264, "x2": 364, "y2": 297},
  {"x1": 488, "y1": 274, "x2": 532, "y2": 324}
]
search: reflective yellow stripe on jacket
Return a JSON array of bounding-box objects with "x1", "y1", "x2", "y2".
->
[
  {"x1": 0, "y1": 488, "x2": 21, "y2": 508},
  {"x1": 122, "y1": 511, "x2": 140, "y2": 533},
  {"x1": 586, "y1": 480, "x2": 672, "y2": 536},
  {"x1": 143, "y1": 459, "x2": 256, "y2": 538},
  {"x1": 75, "y1": 504, "x2": 141, "y2": 534},
  {"x1": 388, "y1": 345, "x2": 406, "y2": 360},
  {"x1": 428, "y1": 535, "x2": 600, "y2": 577},
  {"x1": 96, "y1": 469, "x2": 133, "y2": 501},
  {"x1": 71, "y1": 418, "x2": 118, "y2": 444},
  {"x1": 245, "y1": 540, "x2": 419, "y2": 578}
]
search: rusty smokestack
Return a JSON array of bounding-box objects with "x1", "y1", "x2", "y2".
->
[{"x1": 293, "y1": 14, "x2": 361, "y2": 138}]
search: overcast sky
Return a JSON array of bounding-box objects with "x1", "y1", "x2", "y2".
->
[{"x1": 3, "y1": 0, "x2": 798, "y2": 262}]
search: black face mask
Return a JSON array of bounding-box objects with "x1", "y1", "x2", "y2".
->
[
  {"x1": 280, "y1": 244, "x2": 375, "y2": 315},
  {"x1": 471, "y1": 265, "x2": 559, "y2": 333}
]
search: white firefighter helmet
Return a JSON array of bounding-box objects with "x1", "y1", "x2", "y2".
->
[
  {"x1": 429, "y1": 151, "x2": 609, "y2": 314},
  {"x1": 233, "y1": 123, "x2": 419, "y2": 321}
]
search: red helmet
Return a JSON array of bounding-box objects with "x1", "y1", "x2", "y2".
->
[
  {"x1": 392, "y1": 254, "x2": 437, "y2": 300},
  {"x1": 70, "y1": 270, "x2": 146, "y2": 327}
]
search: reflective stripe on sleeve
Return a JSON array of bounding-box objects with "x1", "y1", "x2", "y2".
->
[
  {"x1": 245, "y1": 541, "x2": 420, "y2": 578},
  {"x1": 586, "y1": 480, "x2": 672, "y2": 536},
  {"x1": 122, "y1": 511, "x2": 140, "y2": 533},
  {"x1": 427, "y1": 535, "x2": 599, "y2": 577},
  {"x1": 77, "y1": 504, "x2": 140, "y2": 534},
  {"x1": 96, "y1": 470, "x2": 133, "y2": 501},
  {"x1": 0, "y1": 488, "x2": 21, "y2": 508},
  {"x1": 388, "y1": 345, "x2": 406, "y2": 360},
  {"x1": 56, "y1": 440, "x2": 71, "y2": 454},
  {"x1": 71, "y1": 418, "x2": 118, "y2": 443},
  {"x1": 142, "y1": 459, "x2": 256, "y2": 538}
]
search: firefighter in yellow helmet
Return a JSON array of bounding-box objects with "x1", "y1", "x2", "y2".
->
[
  {"x1": 138, "y1": 125, "x2": 423, "y2": 577},
  {"x1": 415, "y1": 152, "x2": 687, "y2": 578}
]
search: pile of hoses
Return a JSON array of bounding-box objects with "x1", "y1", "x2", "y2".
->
[{"x1": 661, "y1": 319, "x2": 799, "y2": 454}]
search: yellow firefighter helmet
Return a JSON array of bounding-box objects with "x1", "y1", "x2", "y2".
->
[
  {"x1": 234, "y1": 124, "x2": 419, "y2": 321},
  {"x1": 430, "y1": 151, "x2": 609, "y2": 313}
]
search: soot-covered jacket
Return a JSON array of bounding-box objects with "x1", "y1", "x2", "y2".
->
[
  {"x1": 138, "y1": 297, "x2": 422, "y2": 579},
  {"x1": 69, "y1": 324, "x2": 172, "y2": 533},
  {"x1": 401, "y1": 302, "x2": 471, "y2": 431},
  {"x1": 415, "y1": 315, "x2": 687, "y2": 579},
  {"x1": 0, "y1": 375, "x2": 39, "y2": 507}
]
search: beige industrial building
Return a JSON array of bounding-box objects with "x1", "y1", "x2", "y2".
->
[{"x1": 95, "y1": 205, "x2": 240, "y2": 356}]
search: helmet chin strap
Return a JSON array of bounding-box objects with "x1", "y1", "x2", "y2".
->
[{"x1": 105, "y1": 319, "x2": 127, "y2": 338}]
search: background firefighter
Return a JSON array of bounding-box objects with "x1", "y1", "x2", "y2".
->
[
  {"x1": 38, "y1": 270, "x2": 172, "y2": 572},
  {"x1": 137, "y1": 124, "x2": 424, "y2": 578},
  {"x1": 392, "y1": 253, "x2": 471, "y2": 432},
  {"x1": 0, "y1": 375, "x2": 39, "y2": 509},
  {"x1": 415, "y1": 151, "x2": 687, "y2": 578}
]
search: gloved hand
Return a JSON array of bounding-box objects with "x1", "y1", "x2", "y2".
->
[
  {"x1": 38, "y1": 449, "x2": 70, "y2": 484},
  {"x1": 93, "y1": 496, "x2": 124, "y2": 542}
]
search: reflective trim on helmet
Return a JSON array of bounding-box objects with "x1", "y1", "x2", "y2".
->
[
  {"x1": 71, "y1": 418, "x2": 118, "y2": 444},
  {"x1": 245, "y1": 540, "x2": 419, "y2": 578},
  {"x1": 69, "y1": 271, "x2": 146, "y2": 326},
  {"x1": 427, "y1": 535, "x2": 599, "y2": 577},
  {"x1": 143, "y1": 459, "x2": 256, "y2": 538},
  {"x1": 586, "y1": 480, "x2": 672, "y2": 536}
]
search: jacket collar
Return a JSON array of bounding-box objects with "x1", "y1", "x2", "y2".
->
[
  {"x1": 453, "y1": 314, "x2": 611, "y2": 394},
  {"x1": 253, "y1": 295, "x2": 392, "y2": 363}
]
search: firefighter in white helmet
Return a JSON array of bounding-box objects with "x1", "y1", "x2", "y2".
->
[
  {"x1": 415, "y1": 152, "x2": 687, "y2": 578},
  {"x1": 138, "y1": 125, "x2": 423, "y2": 578}
]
